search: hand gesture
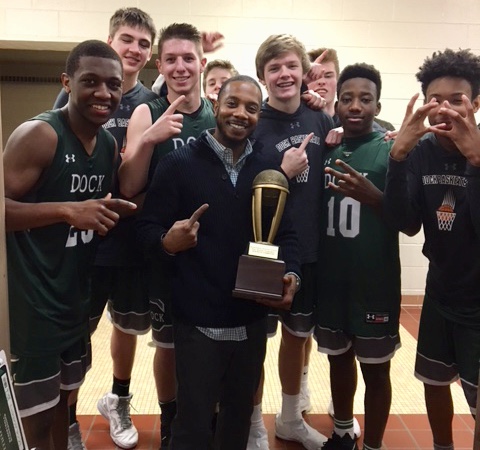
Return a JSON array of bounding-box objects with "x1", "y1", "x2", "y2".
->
[
  {"x1": 384, "y1": 130, "x2": 398, "y2": 142},
  {"x1": 427, "y1": 95, "x2": 480, "y2": 166},
  {"x1": 68, "y1": 193, "x2": 137, "y2": 236},
  {"x1": 162, "y1": 204, "x2": 209, "y2": 254},
  {"x1": 325, "y1": 126, "x2": 344, "y2": 147},
  {"x1": 206, "y1": 93, "x2": 218, "y2": 104},
  {"x1": 201, "y1": 32, "x2": 225, "y2": 53},
  {"x1": 303, "y1": 50, "x2": 328, "y2": 85},
  {"x1": 325, "y1": 160, "x2": 382, "y2": 207},
  {"x1": 281, "y1": 132, "x2": 314, "y2": 179},
  {"x1": 254, "y1": 274, "x2": 297, "y2": 310},
  {"x1": 145, "y1": 95, "x2": 185, "y2": 145},
  {"x1": 301, "y1": 89, "x2": 327, "y2": 111},
  {"x1": 390, "y1": 93, "x2": 438, "y2": 160}
]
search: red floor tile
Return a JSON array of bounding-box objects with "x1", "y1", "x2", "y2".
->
[
  {"x1": 75, "y1": 304, "x2": 478, "y2": 449},
  {"x1": 383, "y1": 428, "x2": 418, "y2": 448},
  {"x1": 77, "y1": 413, "x2": 476, "y2": 449}
]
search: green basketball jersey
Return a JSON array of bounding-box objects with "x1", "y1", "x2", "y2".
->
[
  {"x1": 146, "y1": 97, "x2": 215, "y2": 187},
  {"x1": 7, "y1": 109, "x2": 116, "y2": 356},
  {"x1": 317, "y1": 132, "x2": 401, "y2": 336}
]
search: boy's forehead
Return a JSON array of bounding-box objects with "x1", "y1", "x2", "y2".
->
[
  {"x1": 112, "y1": 24, "x2": 153, "y2": 42},
  {"x1": 160, "y1": 38, "x2": 202, "y2": 57},
  {"x1": 425, "y1": 76, "x2": 473, "y2": 96},
  {"x1": 339, "y1": 77, "x2": 376, "y2": 95},
  {"x1": 267, "y1": 50, "x2": 301, "y2": 65},
  {"x1": 75, "y1": 55, "x2": 122, "y2": 77}
]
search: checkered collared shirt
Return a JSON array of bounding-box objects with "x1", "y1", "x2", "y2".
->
[{"x1": 194, "y1": 131, "x2": 256, "y2": 341}]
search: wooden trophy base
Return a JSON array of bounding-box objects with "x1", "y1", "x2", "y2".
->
[{"x1": 232, "y1": 254, "x2": 286, "y2": 301}]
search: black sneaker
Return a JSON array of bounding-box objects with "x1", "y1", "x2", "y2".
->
[
  {"x1": 322, "y1": 432, "x2": 358, "y2": 450},
  {"x1": 160, "y1": 400, "x2": 177, "y2": 450}
]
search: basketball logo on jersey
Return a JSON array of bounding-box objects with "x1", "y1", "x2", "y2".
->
[
  {"x1": 65, "y1": 154, "x2": 75, "y2": 163},
  {"x1": 436, "y1": 189, "x2": 456, "y2": 232},
  {"x1": 296, "y1": 166, "x2": 310, "y2": 183}
]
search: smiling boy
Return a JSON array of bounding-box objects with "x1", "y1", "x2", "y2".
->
[
  {"x1": 118, "y1": 22, "x2": 216, "y2": 449},
  {"x1": 4, "y1": 40, "x2": 135, "y2": 450},
  {"x1": 248, "y1": 34, "x2": 333, "y2": 450},
  {"x1": 53, "y1": 9, "x2": 159, "y2": 449}
]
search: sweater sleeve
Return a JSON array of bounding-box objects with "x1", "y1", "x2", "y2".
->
[{"x1": 383, "y1": 151, "x2": 422, "y2": 235}]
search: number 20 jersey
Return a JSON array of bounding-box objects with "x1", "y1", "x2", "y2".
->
[{"x1": 7, "y1": 109, "x2": 116, "y2": 356}]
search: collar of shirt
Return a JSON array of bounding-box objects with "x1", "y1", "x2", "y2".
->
[{"x1": 206, "y1": 129, "x2": 253, "y2": 186}]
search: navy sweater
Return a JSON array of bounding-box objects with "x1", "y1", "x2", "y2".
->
[{"x1": 137, "y1": 131, "x2": 300, "y2": 327}]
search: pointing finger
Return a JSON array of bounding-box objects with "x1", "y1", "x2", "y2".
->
[
  {"x1": 164, "y1": 95, "x2": 186, "y2": 115},
  {"x1": 187, "y1": 203, "x2": 209, "y2": 227},
  {"x1": 298, "y1": 132, "x2": 314, "y2": 153},
  {"x1": 313, "y1": 49, "x2": 328, "y2": 64}
]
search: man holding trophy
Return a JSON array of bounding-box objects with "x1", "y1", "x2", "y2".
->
[{"x1": 136, "y1": 75, "x2": 300, "y2": 450}]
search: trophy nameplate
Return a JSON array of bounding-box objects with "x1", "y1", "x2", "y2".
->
[{"x1": 233, "y1": 170, "x2": 289, "y2": 301}]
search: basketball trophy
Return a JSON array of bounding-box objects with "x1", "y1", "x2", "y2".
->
[{"x1": 233, "y1": 169, "x2": 290, "y2": 301}]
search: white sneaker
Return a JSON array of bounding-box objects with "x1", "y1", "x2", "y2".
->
[
  {"x1": 275, "y1": 413, "x2": 327, "y2": 450},
  {"x1": 299, "y1": 384, "x2": 312, "y2": 413},
  {"x1": 97, "y1": 392, "x2": 138, "y2": 449},
  {"x1": 247, "y1": 424, "x2": 269, "y2": 450},
  {"x1": 67, "y1": 421, "x2": 87, "y2": 450},
  {"x1": 327, "y1": 399, "x2": 362, "y2": 438}
]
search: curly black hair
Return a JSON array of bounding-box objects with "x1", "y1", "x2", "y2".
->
[
  {"x1": 337, "y1": 63, "x2": 382, "y2": 101},
  {"x1": 416, "y1": 49, "x2": 480, "y2": 98}
]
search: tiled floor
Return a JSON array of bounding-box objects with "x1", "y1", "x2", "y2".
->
[{"x1": 77, "y1": 304, "x2": 477, "y2": 449}]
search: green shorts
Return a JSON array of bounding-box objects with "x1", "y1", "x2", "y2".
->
[
  {"x1": 89, "y1": 265, "x2": 150, "y2": 335},
  {"x1": 415, "y1": 294, "x2": 480, "y2": 413},
  {"x1": 314, "y1": 326, "x2": 400, "y2": 363},
  {"x1": 267, "y1": 263, "x2": 316, "y2": 338},
  {"x1": 11, "y1": 334, "x2": 91, "y2": 418}
]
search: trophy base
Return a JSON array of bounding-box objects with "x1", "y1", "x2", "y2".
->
[{"x1": 233, "y1": 254, "x2": 286, "y2": 301}]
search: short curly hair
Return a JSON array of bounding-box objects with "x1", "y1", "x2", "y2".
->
[
  {"x1": 337, "y1": 63, "x2": 382, "y2": 101},
  {"x1": 416, "y1": 48, "x2": 480, "y2": 99}
]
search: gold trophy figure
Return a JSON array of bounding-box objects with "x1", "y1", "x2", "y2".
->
[{"x1": 233, "y1": 170, "x2": 289, "y2": 301}]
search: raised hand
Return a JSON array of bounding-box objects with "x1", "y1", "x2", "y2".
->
[
  {"x1": 304, "y1": 49, "x2": 328, "y2": 85},
  {"x1": 67, "y1": 193, "x2": 137, "y2": 236},
  {"x1": 390, "y1": 94, "x2": 438, "y2": 160},
  {"x1": 281, "y1": 132, "x2": 314, "y2": 179},
  {"x1": 201, "y1": 32, "x2": 225, "y2": 53},
  {"x1": 325, "y1": 159, "x2": 382, "y2": 207},
  {"x1": 162, "y1": 204, "x2": 210, "y2": 254},
  {"x1": 427, "y1": 95, "x2": 480, "y2": 166}
]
